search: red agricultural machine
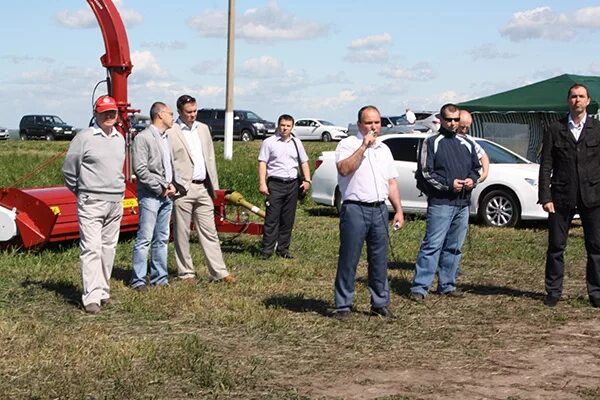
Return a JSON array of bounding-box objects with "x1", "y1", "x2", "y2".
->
[{"x1": 0, "y1": 0, "x2": 263, "y2": 249}]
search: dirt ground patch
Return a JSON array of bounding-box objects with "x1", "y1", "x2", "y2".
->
[{"x1": 301, "y1": 320, "x2": 600, "y2": 400}]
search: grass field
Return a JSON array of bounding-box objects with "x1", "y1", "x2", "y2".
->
[{"x1": 1, "y1": 140, "x2": 599, "y2": 399}]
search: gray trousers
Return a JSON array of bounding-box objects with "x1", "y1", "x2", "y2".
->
[
  {"x1": 77, "y1": 194, "x2": 123, "y2": 306},
  {"x1": 172, "y1": 182, "x2": 229, "y2": 280}
]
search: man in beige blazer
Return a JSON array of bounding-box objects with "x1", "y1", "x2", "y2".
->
[{"x1": 167, "y1": 94, "x2": 235, "y2": 283}]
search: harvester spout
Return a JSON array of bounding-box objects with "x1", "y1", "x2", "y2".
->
[{"x1": 225, "y1": 191, "x2": 266, "y2": 219}]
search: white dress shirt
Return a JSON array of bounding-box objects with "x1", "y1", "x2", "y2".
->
[{"x1": 177, "y1": 118, "x2": 206, "y2": 181}]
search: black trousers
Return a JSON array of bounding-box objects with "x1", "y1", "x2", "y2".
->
[
  {"x1": 261, "y1": 179, "x2": 299, "y2": 256},
  {"x1": 546, "y1": 204, "x2": 600, "y2": 300}
]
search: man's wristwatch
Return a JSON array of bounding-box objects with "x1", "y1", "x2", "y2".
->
[{"x1": 303, "y1": 179, "x2": 312, "y2": 185}]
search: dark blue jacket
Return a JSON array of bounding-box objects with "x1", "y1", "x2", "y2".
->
[{"x1": 418, "y1": 128, "x2": 481, "y2": 206}]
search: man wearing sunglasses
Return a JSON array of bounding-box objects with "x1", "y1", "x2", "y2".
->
[{"x1": 410, "y1": 104, "x2": 480, "y2": 302}]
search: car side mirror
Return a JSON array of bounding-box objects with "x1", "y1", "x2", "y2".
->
[
  {"x1": 234, "y1": 116, "x2": 240, "y2": 120},
  {"x1": 387, "y1": 124, "x2": 393, "y2": 128}
]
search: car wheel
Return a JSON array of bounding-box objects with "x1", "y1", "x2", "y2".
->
[
  {"x1": 20, "y1": 131, "x2": 27, "y2": 140},
  {"x1": 334, "y1": 187, "x2": 342, "y2": 214},
  {"x1": 479, "y1": 189, "x2": 519, "y2": 228},
  {"x1": 45, "y1": 133, "x2": 55, "y2": 141},
  {"x1": 321, "y1": 132, "x2": 332, "y2": 142},
  {"x1": 240, "y1": 130, "x2": 253, "y2": 142}
]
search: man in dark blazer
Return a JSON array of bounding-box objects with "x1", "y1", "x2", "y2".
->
[{"x1": 539, "y1": 83, "x2": 600, "y2": 307}]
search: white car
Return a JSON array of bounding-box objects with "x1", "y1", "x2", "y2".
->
[
  {"x1": 293, "y1": 118, "x2": 348, "y2": 142},
  {"x1": 311, "y1": 133, "x2": 547, "y2": 228},
  {"x1": 0, "y1": 127, "x2": 9, "y2": 140}
]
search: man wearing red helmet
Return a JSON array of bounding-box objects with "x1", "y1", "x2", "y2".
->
[{"x1": 63, "y1": 95, "x2": 125, "y2": 314}]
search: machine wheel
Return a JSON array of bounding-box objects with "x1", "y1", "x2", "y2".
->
[
  {"x1": 479, "y1": 189, "x2": 520, "y2": 228},
  {"x1": 240, "y1": 129, "x2": 253, "y2": 142},
  {"x1": 321, "y1": 132, "x2": 332, "y2": 142},
  {"x1": 334, "y1": 187, "x2": 342, "y2": 214}
]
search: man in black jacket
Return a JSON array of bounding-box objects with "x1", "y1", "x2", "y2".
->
[{"x1": 539, "y1": 83, "x2": 600, "y2": 307}]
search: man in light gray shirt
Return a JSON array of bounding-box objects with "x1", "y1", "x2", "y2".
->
[
  {"x1": 258, "y1": 114, "x2": 311, "y2": 260},
  {"x1": 63, "y1": 95, "x2": 125, "y2": 314},
  {"x1": 130, "y1": 102, "x2": 176, "y2": 290}
]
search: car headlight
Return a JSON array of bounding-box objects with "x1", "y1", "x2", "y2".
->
[
  {"x1": 253, "y1": 123, "x2": 265, "y2": 130},
  {"x1": 524, "y1": 178, "x2": 538, "y2": 187},
  {"x1": 53, "y1": 127, "x2": 62, "y2": 132}
]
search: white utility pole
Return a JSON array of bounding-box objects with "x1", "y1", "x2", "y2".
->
[{"x1": 223, "y1": 0, "x2": 235, "y2": 160}]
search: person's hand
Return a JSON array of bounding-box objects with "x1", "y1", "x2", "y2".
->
[
  {"x1": 478, "y1": 171, "x2": 488, "y2": 183},
  {"x1": 453, "y1": 179, "x2": 464, "y2": 192},
  {"x1": 463, "y1": 178, "x2": 474, "y2": 189},
  {"x1": 363, "y1": 130, "x2": 377, "y2": 148},
  {"x1": 163, "y1": 183, "x2": 176, "y2": 197},
  {"x1": 392, "y1": 211, "x2": 404, "y2": 230},
  {"x1": 543, "y1": 201, "x2": 555, "y2": 214},
  {"x1": 259, "y1": 182, "x2": 269, "y2": 196},
  {"x1": 301, "y1": 181, "x2": 311, "y2": 193}
]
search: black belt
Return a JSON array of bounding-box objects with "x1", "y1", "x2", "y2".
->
[
  {"x1": 344, "y1": 200, "x2": 385, "y2": 207},
  {"x1": 268, "y1": 177, "x2": 297, "y2": 184},
  {"x1": 191, "y1": 179, "x2": 205, "y2": 185}
]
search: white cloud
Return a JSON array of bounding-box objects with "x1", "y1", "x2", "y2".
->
[
  {"x1": 130, "y1": 50, "x2": 168, "y2": 81},
  {"x1": 349, "y1": 33, "x2": 392, "y2": 49},
  {"x1": 469, "y1": 43, "x2": 516, "y2": 61},
  {"x1": 140, "y1": 41, "x2": 187, "y2": 50},
  {"x1": 573, "y1": 7, "x2": 600, "y2": 28},
  {"x1": 191, "y1": 59, "x2": 226, "y2": 76},
  {"x1": 380, "y1": 62, "x2": 436, "y2": 81},
  {"x1": 1, "y1": 55, "x2": 55, "y2": 64},
  {"x1": 500, "y1": 6, "x2": 600, "y2": 42},
  {"x1": 309, "y1": 90, "x2": 358, "y2": 111},
  {"x1": 55, "y1": 0, "x2": 143, "y2": 29},
  {"x1": 435, "y1": 91, "x2": 471, "y2": 104},
  {"x1": 241, "y1": 56, "x2": 283, "y2": 78},
  {"x1": 345, "y1": 33, "x2": 392, "y2": 63},
  {"x1": 187, "y1": 0, "x2": 328, "y2": 43}
]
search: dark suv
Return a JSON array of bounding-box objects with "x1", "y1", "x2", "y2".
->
[
  {"x1": 196, "y1": 108, "x2": 276, "y2": 141},
  {"x1": 19, "y1": 115, "x2": 75, "y2": 141}
]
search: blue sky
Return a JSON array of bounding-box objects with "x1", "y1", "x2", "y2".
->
[{"x1": 1, "y1": 0, "x2": 599, "y2": 129}]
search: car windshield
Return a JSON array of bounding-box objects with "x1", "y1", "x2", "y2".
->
[
  {"x1": 241, "y1": 111, "x2": 262, "y2": 121},
  {"x1": 318, "y1": 120, "x2": 334, "y2": 126},
  {"x1": 477, "y1": 140, "x2": 528, "y2": 164},
  {"x1": 388, "y1": 116, "x2": 408, "y2": 125}
]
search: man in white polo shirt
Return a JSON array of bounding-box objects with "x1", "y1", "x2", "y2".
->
[
  {"x1": 258, "y1": 114, "x2": 311, "y2": 260},
  {"x1": 333, "y1": 105, "x2": 404, "y2": 320}
]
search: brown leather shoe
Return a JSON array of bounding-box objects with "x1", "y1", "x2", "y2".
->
[
  {"x1": 100, "y1": 298, "x2": 111, "y2": 306},
  {"x1": 221, "y1": 275, "x2": 237, "y2": 282}
]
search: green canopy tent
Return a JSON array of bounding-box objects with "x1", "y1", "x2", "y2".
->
[{"x1": 458, "y1": 74, "x2": 600, "y2": 160}]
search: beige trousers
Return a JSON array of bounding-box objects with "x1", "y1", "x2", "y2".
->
[
  {"x1": 77, "y1": 194, "x2": 123, "y2": 306},
  {"x1": 172, "y1": 183, "x2": 229, "y2": 280}
]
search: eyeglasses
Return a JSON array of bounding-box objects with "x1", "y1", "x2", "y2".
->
[{"x1": 443, "y1": 117, "x2": 460, "y2": 122}]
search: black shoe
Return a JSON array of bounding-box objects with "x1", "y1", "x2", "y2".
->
[
  {"x1": 441, "y1": 289, "x2": 465, "y2": 298},
  {"x1": 543, "y1": 294, "x2": 560, "y2": 307},
  {"x1": 409, "y1": 292, "x2": 425, "y2": 303},
  {"x1": 332, "y1": 309, "x2": 350, "y2": 321},
  {"x1": 370, "y1": 306, "x2": 397, "y2": 319},
  {"x1": 260, "y1": 253, "x2": 271, "y2": 260},
  {"x1": 277, "y1": 252, "x2": 294, "y2": 259},
  {"x1": 590, "y1": 297, "x2": 600, "y2": 308},
  {"x1": 131, "y1": 285, "x2": 148, "y2": 292}
]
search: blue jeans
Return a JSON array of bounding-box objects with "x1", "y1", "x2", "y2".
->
[
  {"x1": 131, "y1": 188, "x2": 173, "y2": 288},
  {"x1": 334, "y1": 203, "x2": 390, "y2": 312},
  {"x1": 411, "y1": 203, "x2": 469, "y2": 297}
]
